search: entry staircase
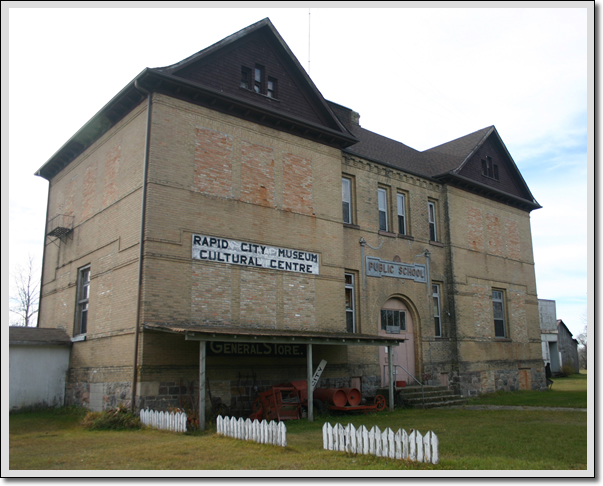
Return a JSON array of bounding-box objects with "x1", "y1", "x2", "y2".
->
[{"x1": 377, "y1": 385, "x2": 467, "y2": 409}]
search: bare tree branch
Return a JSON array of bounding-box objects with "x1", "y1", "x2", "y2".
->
[
  {"x1": 576, "y1": 312, "x2": 587, "y2": 370},
  {"x1": 9, "y1": 255, "x2": 40, "y2": 327}
]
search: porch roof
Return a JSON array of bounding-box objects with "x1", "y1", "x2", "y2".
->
[{"x1": 143, "y1": 322, "x2": 405, "y2": 346}]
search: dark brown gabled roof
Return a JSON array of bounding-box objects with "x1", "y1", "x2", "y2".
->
[
  {"x1": 344, "y1": 125, "x2": 425, "y2": 176},
  {"x1": 35, "y1": 18, "x2": 357, "y2": 181},
  {"x1": 338, "y1": 120, "x2": 540, "y2": 211},
  {"x1": 9, "y1": 327, "x2": 72, "y2": 346},
  {"x1": 421, "y1": 126, "x2": 494, "y2": 177}
]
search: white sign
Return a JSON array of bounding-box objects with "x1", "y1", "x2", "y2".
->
[
  {"x1": 366, "y1": 256, "x2": 427, "y2": 283},
  {"x1": 192, "y1": 234, "x2": 320, "y2": 275},
  {"x1": 311, "y1": 360, "x2": 328, "y2": 391}
]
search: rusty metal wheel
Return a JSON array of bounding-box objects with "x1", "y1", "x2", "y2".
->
[
  {"x1": 374, "y1": 394, "x2": 387, "y2": 411},
  {"x1": 249, "y1": 398, "x2": 263, "y2": 420}
]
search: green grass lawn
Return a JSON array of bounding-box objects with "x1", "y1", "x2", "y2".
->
[{"x1": 9, "y1": 373, "x2": 587, "y2": 471}]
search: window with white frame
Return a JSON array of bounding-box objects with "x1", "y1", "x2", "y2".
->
[
  {"x1": 433, "y1": 283, "x2": 442, "y2": 337},
  {"x1": 397, "y1": 193, "x2": 407, "y2": 235},
  {"x1": 345, "y1": 273, "x2": 356, "y2": 333},
  {"x1": 75, "y1": 266, "x2": 91, "y2": 335},
  {"x1": 492, "y1": 290, "x2": 506, "y2": 338},
  {"x1": 428, "y1": 201, "x2": 437, "y2": 241},
  {"x1": 342, "y1": 177, "x2": 352, "y2": 224},
  {"x1": 378, "y1": 188, "x2": 389, "y2": 231}
]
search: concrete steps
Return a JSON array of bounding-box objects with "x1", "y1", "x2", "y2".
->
[{"x1": 376, "y1": 385, "x2": 467, "y2": 409}]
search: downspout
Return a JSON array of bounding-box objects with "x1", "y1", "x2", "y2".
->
[
  {"x1": 36, "y1": 182, "x2": 52, "y2": 328},
  {"x1": 131, "y1": 80, "x2": 153, "y2": 410}
]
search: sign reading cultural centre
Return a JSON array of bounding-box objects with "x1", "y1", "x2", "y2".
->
[
  {"x1": 366, "y1": 256, "x2": 427, "y2": 283},
  {"x1": 192, "y1": 234, "x2": 320, "y2": 275}
]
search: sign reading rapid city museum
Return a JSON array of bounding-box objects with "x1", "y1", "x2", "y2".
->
[
  {"x1": 366, "y1": 256, "x2": 427, "y2": 283},
  {"x1": 192, "y1": 234, "x2": 319, "y2": 274}
]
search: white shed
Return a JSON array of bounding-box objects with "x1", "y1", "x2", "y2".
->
[{"x1": 9, "y1": 327, "x2": 72, "y2": 411}]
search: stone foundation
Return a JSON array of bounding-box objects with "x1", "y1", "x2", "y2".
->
[
  {"x1": 65, "y1": 381, "x2": 131, "y2": 411},
  {"x1": 450, "y1": 366, "x2": 546, "y2": 397}
]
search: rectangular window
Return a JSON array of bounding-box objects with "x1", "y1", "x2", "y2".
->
[
  {"x1": 240, "y1": 67, "x2": 251, "y2": 89},
  {"x1": 254, "y1": 65, "x2": 264, "y2": 93},
  {"x1": 75, "y1": 266, "x2": 91, "y2": 335},
  {"x1": 397, "y1": 193, "x2": 407, "y2": 235},
  {"x1": 481, "y1": 156, "x2": 499, "y2": 181},
  {"x1": 428, "y1": 201, "x2": 437, "y2": 241},
  {"x1": 433, "y1": 284, "x2": 442, "y2": 337},
  {"x1": 345, "y1": 273, "x2": 356, "y2": 333},
  {"x1": 342, "y1": 177, "x2": 352, "y2": 224},
  {"x1": 267, "y1": 77, "x2": 277, "y2": 98},
  {"x1": 381, "y1": 309, "x2": 406, "y2": 334},
  {"x1": 378, "y1": 188, "x2": 389, "y2": 231},
  {"x1": 492, "y1": 290, "x2": 506, "y2": 337}
]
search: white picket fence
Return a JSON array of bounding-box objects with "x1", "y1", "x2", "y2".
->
[
  {"x1": 322, "y1": 422, "x2": 439, "y2": 464},
  {"x1": 216, "y1": 416, "x2": 287, "y2": 447},
  {"x1": 139, "y1": 409, "x2": 188, "y2": 433}
]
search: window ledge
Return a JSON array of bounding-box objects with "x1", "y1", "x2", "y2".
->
[
  {"x1": 71, "y1": 334, "x2": 86, "y2": 343},
  {"x1": 397, "y1": 234, "x2": 414, "y2": 241},
  {"x1": 494, "y1": 337, "x2": 512, "y2": 342},
  {"x1": 343, "y1": 223, "x2": 360, "y2": 230},
  {"x1": 239, "y1": 86, "x2": 280, "y2": 102},
  {"x1": 429, "y1": 240, "x2": 445, "y2": 248},
  {"x1": 378, "y1": 230, "x2": 397, "y2": 238}
]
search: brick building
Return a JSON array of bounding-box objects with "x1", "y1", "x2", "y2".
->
[{"x1": 35, "y1": 18, "x2": 546, "y2": 419}]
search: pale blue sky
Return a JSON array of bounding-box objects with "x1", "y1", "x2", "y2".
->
[{"x1": 5, "y1": 4, "x2": 592, "y2": 337}]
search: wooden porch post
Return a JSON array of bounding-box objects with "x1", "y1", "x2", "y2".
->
[
  {"x1": 307, "y1": 343, "x2": 313, "y2": 422},
  {"x1": 199, "y1": 340, "x2": 206, "y2": 431},
  {"x1": 388, "y1": 345, "x2": 395, "y2": 411}
]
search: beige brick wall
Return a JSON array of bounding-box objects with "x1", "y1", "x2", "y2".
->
[
  {"x1": 39, "y1": 100, "x2": 148, "y2": 407},
  {"x1": 446, "y1": 186, "x2": 542, "y2": 387},
  {"x1": 40, "y1": 90, "x2": 545, "y2": 408}
]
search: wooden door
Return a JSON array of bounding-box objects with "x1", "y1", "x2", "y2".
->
[{"x1": 378, "y1": 298, "x2": 415, "y2": 387}]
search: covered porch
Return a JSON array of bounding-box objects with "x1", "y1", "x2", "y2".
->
[{"x1": 143, "y1": 323, "x2": 405, "y2": 430}]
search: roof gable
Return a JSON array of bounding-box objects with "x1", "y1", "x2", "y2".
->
[
  {"x1": 154, "y1": 18, "x2": 350, "y2": 135},
  {"x1": 422, "y1": 127, "x2": 540, "y2": 210},
  {"x1": 35, "y1": 19, "x2": 356, "y2": 180},
  {"x1": 457, "y1": 132, "x2": 534, "y2": 201}
]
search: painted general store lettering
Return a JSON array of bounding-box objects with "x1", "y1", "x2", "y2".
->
[{"x1": 209, "y1": 341, "x2": 304, "y2": 357}]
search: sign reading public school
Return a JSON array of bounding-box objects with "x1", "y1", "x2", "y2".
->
[
  {"x1": 366, "y1": 256, "x2": 427, "y2": 283},
  {"x1": 192, "y1": 234, "x2": 320, "y2": 275}
]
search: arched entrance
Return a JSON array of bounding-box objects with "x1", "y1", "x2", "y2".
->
[{"x1": 378, "y1": 297, "x2": 415, "y2": 387}]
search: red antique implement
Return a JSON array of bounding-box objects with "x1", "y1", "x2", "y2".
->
[{"x1": 249, "y1": 380, "x2": 387, "y2": 420}]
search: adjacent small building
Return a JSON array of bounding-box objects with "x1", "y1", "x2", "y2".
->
[
  {"x1": 557, "y1": 319, "x2": 580, "y2": 374},
  {"x1": 539, "y1": 299, "x2": 560, "y2": 373},
  {"x1": 9, "y1": 327, "x2": 72, "y2": 410},
  {"x1": 538, "y1": 299, "x2": 580, "y2": 375},
  {"x1": 34, "y1": 18, "x2": 547, "y2": 416}
]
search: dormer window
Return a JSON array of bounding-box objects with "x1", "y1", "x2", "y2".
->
[
  {"x1": 240, "y1": 64, "x2": 277, "y2": 99},
  {"x1": 240, "y1": 67, "x2": 251, "y2": 89},
  {"x1": 267, "y1": 77, "x2": 277, "y2": 98},
  {"x1": 481, "y1": 156, "x2": 499, "y2": 181},
  {"x1": 254, "y1": 65, "x2": 264, "y2": 93}
]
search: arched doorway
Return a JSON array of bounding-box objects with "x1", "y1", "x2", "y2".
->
[{"x1": 378, "y1": 297, "x2": 415, "y2": 387}]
